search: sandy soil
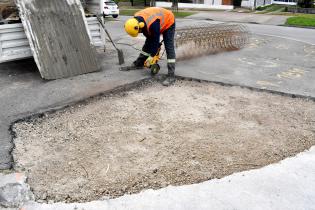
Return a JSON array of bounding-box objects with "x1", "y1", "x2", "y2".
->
[{"x1": 13, "y1": 80, "x2": 315, "y2": 202}]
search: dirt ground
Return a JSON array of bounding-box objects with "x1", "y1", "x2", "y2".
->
[
  {"x1": 13, "y1": 80, "x2": 315, "y2": 202},
  {"x1": 0, "y1": 0, "x2": 17, "y2": 20}
]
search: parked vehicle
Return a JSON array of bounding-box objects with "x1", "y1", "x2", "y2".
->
[{"x1": 103, "y1": 1, "x2": 119, "y2": 18}]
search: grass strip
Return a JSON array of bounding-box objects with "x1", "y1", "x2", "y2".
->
[{"x1": 285, "y1": 14, "x2": 315, "y2": 27}]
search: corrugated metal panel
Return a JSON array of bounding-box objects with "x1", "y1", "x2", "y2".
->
[
  {"x1": 0, "y1": 17, "x2": 103, "y2": 63},
  {"x1": 87, "y1": 17, "x2": 103, "y2": 47},
  {"x1": 16, "y1": 0, "x2": 100, "y2": 79},
  {"x1": 0, "y1": 23, "x2": 32, "y2": 63}
]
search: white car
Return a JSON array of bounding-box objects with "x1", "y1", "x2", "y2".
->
[{"x1": 103, "y1": 1, "x2": 119, "y2": 18}]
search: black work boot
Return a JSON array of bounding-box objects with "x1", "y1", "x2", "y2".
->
[
  {"x1": 162, "y1": 73, "x2": 175, "y2": 86},
  {"x1": 162, "y1": 63, "x2": 176, "y2": 86}
]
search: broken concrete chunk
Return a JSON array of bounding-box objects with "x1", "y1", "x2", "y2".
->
[
  {"x1": 0, "y1": 173, "x2": 34, "y2": 208},
  {"x1": 16, "y1": 0, "x2": 101, "y2": 79},
  {"x1": 0, "y1": 183, "x2": 30, "y2": 208}
]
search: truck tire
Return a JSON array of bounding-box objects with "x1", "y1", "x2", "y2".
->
[{"x1": 112, "y1": 15, "x2": 118, "y2": 18}]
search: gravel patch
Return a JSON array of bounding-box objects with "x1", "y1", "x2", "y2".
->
[{"x1": 12, "y1": 80, "x2": 315, "y2": 202}]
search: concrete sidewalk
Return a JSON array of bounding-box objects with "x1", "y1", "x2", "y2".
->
[
  {"x1": 187, "y1": 11, "x2": 290, "y2": 25},
  {"x1": 21, "y1": 146, "x2": 315, "y2": 210}
]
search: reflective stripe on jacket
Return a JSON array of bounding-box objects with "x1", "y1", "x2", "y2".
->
[{"x1": 135, "y1": 7, "x2": 175, "y2": 33}]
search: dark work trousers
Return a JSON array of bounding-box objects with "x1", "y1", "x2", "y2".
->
[
  {"x1": 163, "y1": 23, "x2": 176, "y2": 75},
  {"x1": 134, "y1": 23, "x2": 176, "y2": 75}
]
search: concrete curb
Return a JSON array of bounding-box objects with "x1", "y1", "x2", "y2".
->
[
  {"x1": 280, "y1": 24, "x2": 315, "y2": 30},
  {"x1": 19, "y1": 146, "x2": 315, "y2": 209}
]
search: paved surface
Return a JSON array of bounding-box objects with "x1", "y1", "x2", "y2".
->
[
  {"x1": 247, "y1": 23, "x2": 315, "y2": 45},
  {"x1": 114, "y1": 17, "x2": 315, "y2": 98},
  {"x1": 0, "y1": 16, "x2": 315, "y2": 209},
  {"x1": 174, "y1": 34, "x2": 315, "y2": 97},
  {"x1": 22, "y1": 147, "x2": 315, "y2": 210},
  {"x1": 187, "y1": 11, "x2": 290, "y2": 25}
]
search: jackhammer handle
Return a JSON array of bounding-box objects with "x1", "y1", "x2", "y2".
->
[{"x1": 96, "y1": 15, "x2": 119, "y2": 51}]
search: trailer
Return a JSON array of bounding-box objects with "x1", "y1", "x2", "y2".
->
[
  {"x1": 0, "y1": 0, "x2": 105, "y2": 64},
  {"x1": 0, "y1": 17, "x2": 103, "y2": 63}
]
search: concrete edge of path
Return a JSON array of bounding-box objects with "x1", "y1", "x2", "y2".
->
[
  {"x1": 20, "y1": 145, "x2": 315, "y2": 210},
  {"x1": 279, "y1": 24, "x2": 315, "y2": 30}
]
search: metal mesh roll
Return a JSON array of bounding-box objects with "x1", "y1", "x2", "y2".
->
[{"x1": 175, "y1": 23, "x2": 250, "y2": 60}]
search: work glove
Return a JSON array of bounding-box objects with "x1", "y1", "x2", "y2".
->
[{"x1": 144, "y1": 56, "x2": 154, "y2": 68}]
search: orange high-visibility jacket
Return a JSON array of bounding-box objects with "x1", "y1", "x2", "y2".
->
[{"x1": 135, "y1": 7, "x2": 175, "y2": 33}]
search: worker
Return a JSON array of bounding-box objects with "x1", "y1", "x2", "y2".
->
[{"x1": 122, "y1": 7, "x2": 176, "y2": 86}]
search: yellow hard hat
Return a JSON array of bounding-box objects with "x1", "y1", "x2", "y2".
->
[{"x1": 124, "y1": 18, "x2": 145, "y2": 37}]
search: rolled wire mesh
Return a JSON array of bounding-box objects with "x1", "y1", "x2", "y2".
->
[{"x1": 175, "y1": 23, "x2": 250, "y2": 60}]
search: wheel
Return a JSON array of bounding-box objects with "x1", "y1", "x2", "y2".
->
[
  {"x1": 150, "y1": 64, "x2": 160, "y2": 75},
  {"x1": 112, "y1": 15, "x2": 118, "y2": 18}
]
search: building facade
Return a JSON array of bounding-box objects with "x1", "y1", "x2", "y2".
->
[{"x1": 241, "y1": 0, "x2": 296, "y2": 9}]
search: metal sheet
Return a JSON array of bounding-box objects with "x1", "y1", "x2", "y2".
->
[
  {"x1": 0, "y1": 23, "x2": 32, "y2": 63},
  {"x1": 15, "y1": 0, "x2": 100, "y2": 79},
  {"x1": 87, "y1": 17, "x2": 103, "y2": 47}
]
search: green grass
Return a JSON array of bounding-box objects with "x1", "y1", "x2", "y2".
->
[
  {"x1": 173, "y1": 11, "x2": 196, "y2": 18},
  {"x1": 286, "y1": 14, "x2": 315, "y2": 27},
  {"x1": 119, "y1": 9, "x2": 140, "y2": 16},
  {"x1": 119, "y1": 9, "x2": 195, "y2": 18},
  {"x1": 256, "y1": 4, "x2": 283, "y2": 11}
]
